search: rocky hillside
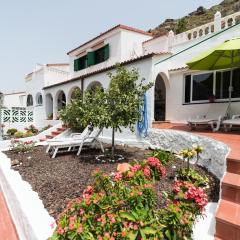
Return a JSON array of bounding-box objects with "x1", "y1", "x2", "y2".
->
[{"x1": 149, "y1": 0, "x2": 240, "y2": 37}]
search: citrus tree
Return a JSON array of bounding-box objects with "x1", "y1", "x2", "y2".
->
[
  {"x1": 103, "y1": 65, "x2": 153, "y2": 156},
  {"x1": 60, "y1": 65, "x2": 153, "y2": 157}
]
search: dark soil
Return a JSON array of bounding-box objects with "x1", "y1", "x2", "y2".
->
[{"x1": 5, "y1": 146, "x2": 219, "y2": 219}]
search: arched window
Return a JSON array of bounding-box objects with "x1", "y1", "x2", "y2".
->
[
  {"x1": 36, "y1": 93, "x2": 43, "y2": 105},
  {"x1": 27, "y1": 94, "x2": 33, "y2": 106}
]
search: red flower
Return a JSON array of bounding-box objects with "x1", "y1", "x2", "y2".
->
[
  {"x1": 147, "y1": 157, "x2": 161, "y2": 168},
  {"x1": 113, "y1": 172, "x2": 122, "y2": 182},
  {"x1": 143, "y1": 166, "x2": 151, "y2": 178}
]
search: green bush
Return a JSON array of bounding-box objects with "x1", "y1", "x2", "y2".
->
[
  {"x1": 23, "y1": 131, "x2": 34, "y2": 138},
  {"x1": 150, "y1": 149, "x2": 174, "y2": 166},
  {"x1": 14, "y1": 131, "x2": 24, "y2": 138},
  {"x1": 177, "y1": 168, "x2": 209, "y2": 188},
  {"x1": 10, "y1": 139, "x2": 35, "y2": 153},
  {"x1": 25, "y1": 125, "x2": 39, "y2": 134},
  {"x1": 7, "y1": 128, "x2": 18, "y2": 136}
]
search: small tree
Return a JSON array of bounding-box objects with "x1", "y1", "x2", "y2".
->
[
  {"x1": 60, "y1": 65, "x2": 153, "y2": 157},
  {"x1": 103, "y1": 65, "x2": 153, "y2": 156}
]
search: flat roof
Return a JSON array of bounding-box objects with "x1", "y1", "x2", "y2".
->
[{"x1": 67, "y1": 24, "x2": 152, "y2": 55}]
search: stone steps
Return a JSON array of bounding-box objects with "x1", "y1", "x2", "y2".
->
[
  {"x1": 215, "y1": 157, "x2": 240, "y2": 240},
  {"x1": 39, "y1": 126, "x2": 67, "y2": 142},
  {"x1": 215, "y1": 200, "x2": 240, "y2": 239},
  {"x1": 221, "y1": 172, "x2": 240, "y2": 204},
  {"x1": 227, "y1": 158, "x2": 240, "y2": 175}
]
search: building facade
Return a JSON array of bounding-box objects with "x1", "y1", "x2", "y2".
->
[{"x1": 25, "y1": 11, "x2": 240, "y2": 140}]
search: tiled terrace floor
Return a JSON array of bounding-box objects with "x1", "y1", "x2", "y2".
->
[
  {"x1": 152, "y1": 122, "x2": 240, "y2": 160},
  {"x1": 0, "y1": 188, "x2": 18, "y2": 240}
]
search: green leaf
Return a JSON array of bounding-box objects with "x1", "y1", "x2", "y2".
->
[
  {"x1": 120, "y1": 212, "x2": 136, "y2": 221},
  {"x1": 128, "y1": 230, "x2": 138, "y2": 240},
  {"x1": 141, "y1": 227, "x2": 157, "y2": 235},
  {"x1": 139, "y1": 229, "x2": 147, "y2": 240}
]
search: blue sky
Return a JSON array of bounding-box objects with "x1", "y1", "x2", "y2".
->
[{"x1": 0, "y1": 0, "x2": 221, "y2": 93}]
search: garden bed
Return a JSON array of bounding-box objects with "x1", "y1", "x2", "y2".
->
[{"x1": 5, "y1": 145, "x2": 219, "y2": 220}]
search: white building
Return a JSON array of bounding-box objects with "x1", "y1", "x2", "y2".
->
[
  {"x1": 2, "y1": 91, "x2": 26, "y2": 109},
  {"x1": 25, "y1": 63, "x2": 69, "y2": 129},
  {"x1": 25, "y1": 11, "x2": 240, "y2": 140}
]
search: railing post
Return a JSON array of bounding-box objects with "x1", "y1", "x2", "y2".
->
[
  {"x1": 214, "y1": 11, "x2": 222, "y2": 32},
  {"x1": 168, "y1": 30, "x2": 175, "y2": 51}
]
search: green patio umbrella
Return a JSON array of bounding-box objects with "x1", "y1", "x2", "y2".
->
[{"x1": 186, "y1": 38, "x2": 240, "y2": 113}]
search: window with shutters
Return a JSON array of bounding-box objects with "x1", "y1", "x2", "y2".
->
[
  {"x1": 74, "y1": 55, "x2": 87, "y2": 72},
  {"x1": 74, "y1": 44, "x2": 110, "y2": 71},
  {"x1": 93, "y1": 44, "x2": 110, "y2": 65}
]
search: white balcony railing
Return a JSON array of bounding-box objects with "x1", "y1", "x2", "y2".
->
[{"x1": 173, "y1": 11, "x2": 240, "y2": 46}]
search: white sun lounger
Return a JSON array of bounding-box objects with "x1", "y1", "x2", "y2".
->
[
  {"x1": 187, "y1": 103, "x2": 229, "y2": 132},
  {"x1": 46, "y1": 127, "x2": 90, "y2": 154},
  {"x1": 223, "y1": 115, "x2": 240, "y2": 131},
  {"x1": 48, "y1": 127, "x2": 104, "y2": 158}
]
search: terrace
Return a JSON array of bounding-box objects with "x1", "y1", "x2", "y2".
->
[{"x1": 153, "y1": 122, "x2": 240, "y2": 239}]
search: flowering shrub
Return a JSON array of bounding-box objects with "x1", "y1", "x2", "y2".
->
[
  {"x1": 150, "y1": 149, "x2": 174, "y2": 166},
  {"x1": 25, "y1": 124, "x2": 39, "y2": 134},
  {"x1": 50, "y1": 155, "x2": 208, "y2": 240},
  {"x1": 177, "y1": 168, "x2": 209, "y2": 188},
  {"x1": 179, "y1": 145, "x2": 204, "y2": 170},
  {"x1": 10, "y1": 139, "x2": 35, "y2": 153}
]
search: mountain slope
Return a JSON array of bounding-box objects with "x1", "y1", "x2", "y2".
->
[{"x1": 149, "y1": 0, "x2": 240, "y2": 37}]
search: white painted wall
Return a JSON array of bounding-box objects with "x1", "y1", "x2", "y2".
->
[
  {"x1": 69, "y1": 29, "x2": 151, "y2": 79},
  {"x1": 3, "y1": 92, "x2": 26, "y2": 109},
  {"x1": 25, "y1": 65, "x2": 69, "y2": 129},
  {"x1": 143, "y1": 35, "x2": 170, "y2": 54},
  {"x1": 152, "y1": 23, "x2": 240, "y2": 123},
  {"x1": 120, "y1": 30, "x2": 151, "y2": 61}
]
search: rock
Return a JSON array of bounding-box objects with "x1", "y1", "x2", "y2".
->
[
  {"x1": 11, "y1": 159, "x2": 20, "y2": 166},
  {"x1": 196, "y1": 6, "x2": 206, "y2": 15}
]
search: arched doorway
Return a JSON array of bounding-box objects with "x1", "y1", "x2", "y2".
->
[
  {"x1": 86, "y1": 81, "x2": 103, "y2": 93},
  {"x1": 154, "y1": 74, "x2": 166, "y2": 121},
  {"x1": 45, "y1": 93, "x2": 53, "y2": 119},
  {"x1": 56, "y1": 90, "x2": 66, "y2": 111},
  {"x1": 68, "y1": 86, "x2": 81, "y2": 102}
]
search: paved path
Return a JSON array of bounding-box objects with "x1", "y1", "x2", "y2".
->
[{"x1": 0, "y1": 188, "x2": 18, "y2": 240}]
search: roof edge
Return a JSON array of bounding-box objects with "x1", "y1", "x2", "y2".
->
[{"x1": 67, "y1": 24, "x2": 152, "y2": 55}]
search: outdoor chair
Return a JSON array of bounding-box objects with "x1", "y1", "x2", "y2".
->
[
  {"x1": 47, "y1": 127, "x2": 104, "y2": 158},
  {"x1": 223, "y1": 115, "x2": 240, "y2": 132},
  {"x1": 46, "y1": 127, "x2": 90, "y2": 154},
  {"x1": 187, "y1": 103, "x2": 229, "y2": 132}
]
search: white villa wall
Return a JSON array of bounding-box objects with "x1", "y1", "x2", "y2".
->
[
  {"x1": 44, "y1": 66, "x2": 69, "y2": 87},
  {"x1": 143, "y1": 35, "x2": 169, "y2": 54},
  {"x1": 3, "y1": 92, "x2": 26, "y2": 109},
  {"x1": 153, "y1": 23, "x2": 240, "y2": 122},
  {"x1": 120, "y1": 30, "x2": 151, "y2": 61},
  {"x1": 25, "y1": 65, "x2": 69, "y2": 129},
  {"x1": 69, "y1": 29, "x2": 151, "y2": 79},
  {"x1": 69, "y1": 31, "x2": 122, "y2": 78},
  {"x1": 83, "y1": 58, "x2": 154, "y2": 141}
]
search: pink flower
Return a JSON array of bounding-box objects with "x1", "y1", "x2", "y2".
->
[
  {"x1": 143, "y1": 166, "x2": 151, "y2": 178},
  {"x1": 77, "y1": 224, "x2": 83, "y2": 234},
  {"x1": 138, "y1": 192, "x2": 143, "y2": 196},
  {"x1": 130, "y1": 164, "x2": 141, "y2": 173},
  {"x1": 57, "y1": 227, "x2": 64, "y2": 235},
  {"x1": 80, "y1": 208, "x2": 85, "y2": 216},
  {"x1": 105, "y1": 232, "x2": 110, "y2": 239},
  {"x1": 113, "y1": 172, "x2": 122, "y2": 182},
  {"x1": 147, "y1": 157, "x2": 161, "y2": 168}
]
